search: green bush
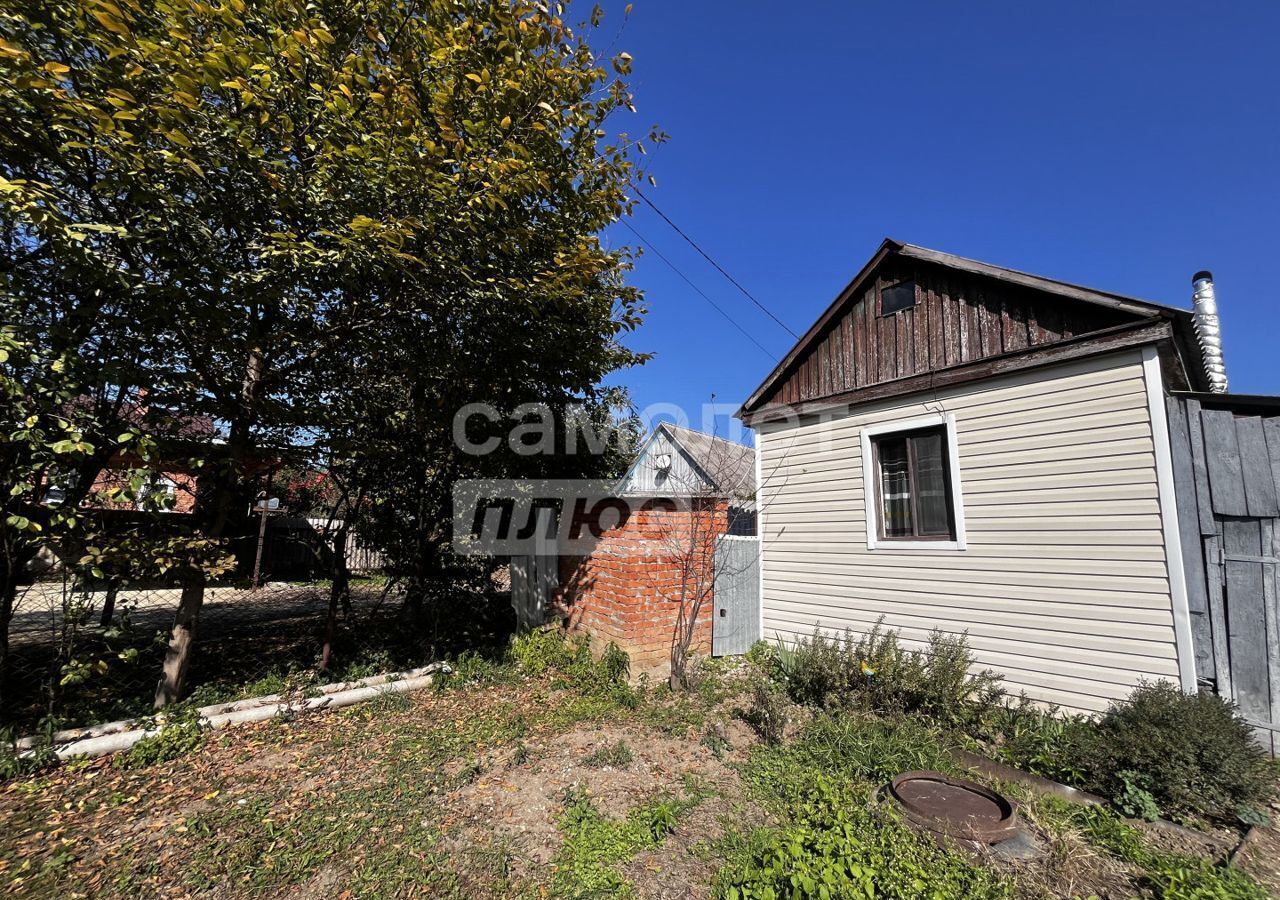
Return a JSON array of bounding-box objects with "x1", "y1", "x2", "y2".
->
[
  {"x1": 716, "y1": 777, "x2": 1011, "y2": 900},
  {"x1": 784, "y1": 621, "x2": 1005, "y2": 727},
  {"x1": 1078, "y1": 681, "x2": 1274, "y2": 824}
]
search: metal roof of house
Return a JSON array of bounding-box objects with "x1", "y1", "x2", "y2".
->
[
  {"x1": 618, "y1": 423, "x2": 755, "y2": 501},
  {"x1": 660, "y1": 423, "x2": 755, "y2": 496}
]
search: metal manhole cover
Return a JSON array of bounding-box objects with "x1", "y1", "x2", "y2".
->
[{"x1": 888, "y1": 770, "x2": 1019, "y2": 843}]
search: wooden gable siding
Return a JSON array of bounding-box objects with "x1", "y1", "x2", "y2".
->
[{"x1": 766, "y1": 262, "x2": 1136, "y2": 409}]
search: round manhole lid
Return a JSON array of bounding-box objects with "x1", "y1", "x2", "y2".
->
[{"x1": 888, "y1": 770, "x2": 1019, "y2": 843}]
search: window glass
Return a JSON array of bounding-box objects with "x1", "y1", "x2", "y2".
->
[
  {"x1": 877, "y1": 436, "x2": 913, "y2": 537},
  {"x1": 912, "y1": 431, "x2": 951, "y2": 535},
  {"x1": 872, "y1": 425, "x2": 956, "y2": 541},
  {"x1": 881, "y1": 280, "x2": 916, "y2": 315}
]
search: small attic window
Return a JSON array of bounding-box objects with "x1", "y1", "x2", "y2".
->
[{"x1": 880, "y1": 279, "x2": 917, "y2": 316}]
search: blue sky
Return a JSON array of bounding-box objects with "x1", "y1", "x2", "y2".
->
[{"x1": 597, "y1": 1, "x2": 1279, "y2": 443}]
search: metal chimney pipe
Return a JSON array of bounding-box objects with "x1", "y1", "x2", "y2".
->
[{"x1": 1191, "y1": 271, "x2": 1228, "y2": 393}]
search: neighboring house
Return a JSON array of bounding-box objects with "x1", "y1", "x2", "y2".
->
[
  {"x1": 76, "y1": 403, "x2": 216, "y2": 515},
  {"x1": 617, "y1": 423, "x2": 757, "y2": 535},
  {"x1": 521, "y1": 424, "x2": 759, "y2": 675},
  {"x1": 737, "y1": 239, "x2": 1277, "y2": 724},
  {"x1": 88, "y1": 468, "x2": 199, "y2": 514}
]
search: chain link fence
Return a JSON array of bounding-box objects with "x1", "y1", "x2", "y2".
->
[
  {"x1": 4, "y1": 570, "x2": 401, "y2": 735},
  {"x1": 2, "y1": 511, "x2": 519, "y2": 740}
]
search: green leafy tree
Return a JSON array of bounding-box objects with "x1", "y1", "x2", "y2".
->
[
  {"x1": 2, "y1": 0, "x2": 655, "y2": 705},
  {"x1": 0, "y1": 327, "x2": 149, "y2": 710}
]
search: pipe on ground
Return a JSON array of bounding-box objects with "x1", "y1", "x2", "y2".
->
[{"x1": 21, "y1": 664, "x2": 446, "y2": 760}]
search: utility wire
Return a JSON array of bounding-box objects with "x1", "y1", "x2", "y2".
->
[
  {"x1": 632, "y1": 187, "x2": 800, "y2": 340},
  {"x1": 620, "y1": 219, "x2": 777, "y2": 360}
]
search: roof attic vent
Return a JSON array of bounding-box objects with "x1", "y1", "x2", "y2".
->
[{"x1": 1191, "y1": 271, "x2": 1228, "y2": 394}]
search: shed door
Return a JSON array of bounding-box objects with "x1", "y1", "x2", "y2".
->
[{"x1": 712, "y1": 536, "x2": 760, "y2": 656}]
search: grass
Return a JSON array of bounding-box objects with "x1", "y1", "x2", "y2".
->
[
  {"x1": 2, "y1": 635, "x2": 1274, "y2": 900},
  {"x1": 550, "y1": 785, "x2": 705, "y2": 898},
  {"x1": 583, "y1": 740, "x2": 634, "y2": 769}
]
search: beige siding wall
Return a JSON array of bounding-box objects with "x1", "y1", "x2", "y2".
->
[{"x1": 757, "y1": 349, "x2": 1179, "y2": 713}]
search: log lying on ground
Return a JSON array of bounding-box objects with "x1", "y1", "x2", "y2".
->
[{"x1": 18, "y1": 663, "x2": 448, "y2": 759}]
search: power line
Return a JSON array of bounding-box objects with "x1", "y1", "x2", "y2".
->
[
  {"x1": 632, "y1": 187, "x2": 800, "y2": 340},
  {"x1": 619, "y1": 219, "x2": 777, "y2": 360}
]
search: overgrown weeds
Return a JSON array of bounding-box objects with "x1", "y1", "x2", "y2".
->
[
  {"x1": 506, "y1": 629, "x2": 640, "y2": 709},
  {"x1": 783, "y1": 620, "x2": 1004, "y2": 727},
  {"x1": 117, "y1": 704, "x2": 206, "y2": 769},
  {"x1": 715, "y1": 776, "x2": 1012, "y2": 900},
  {"x1": 742, "y1": 712, "x2": 953, "y2": 809},
  {"x1": 739, "y1": 678, "x2": 788, "y2": 745},
  {"x1": 551, "y1": 786, "x2": 699, "y2": 898},
  {"x1": 770, "y1": 618, "x2": 1278, "y2": 828},
  {"x1": 1051, "y1": 801, "x2": 1269, "y2": 899},
  {"x1": 0, "y1": 721, "x2": 57, "y2": 781},
  {"x1": 975, "y1": 693, "x2": 1095, "y2": 786},
  {"x1": 583, "y1": 740, "x2": 633, "y2": 769}
]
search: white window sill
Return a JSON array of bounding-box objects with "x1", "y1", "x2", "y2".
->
[{"x1": 867, "y1": 539, "x2": 966, "y2": 552}]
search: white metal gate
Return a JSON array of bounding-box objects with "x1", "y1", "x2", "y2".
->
[{"x1": 712, "y1": 535, "x2": 761, "y2": 656}]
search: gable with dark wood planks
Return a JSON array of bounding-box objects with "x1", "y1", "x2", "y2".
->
[{"x1": 757, "y1": 258, "x2": 1141, "y2": 412}]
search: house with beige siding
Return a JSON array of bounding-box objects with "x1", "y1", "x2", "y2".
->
[{"x1": 735, "y1": 239, "x2": 1250, "y2": 715}]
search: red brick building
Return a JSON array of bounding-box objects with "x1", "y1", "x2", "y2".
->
[{"x1": 549, "y1": 425, "x2": 757, "y2": 678}]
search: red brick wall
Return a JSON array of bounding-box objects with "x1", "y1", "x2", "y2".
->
[
  {"x1": 88, "y1": 469, "x2": 199, "y2": 513},
  {"x1": 553, "y1": 498, "x2": 727, "y2": 678}
]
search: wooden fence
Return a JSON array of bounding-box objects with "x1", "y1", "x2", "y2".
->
[{"x1": 1168, "y1": 395, "x2": 1280, "y2": 752}]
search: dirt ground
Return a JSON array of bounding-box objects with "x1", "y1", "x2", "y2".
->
[{"x1": 7, "y1": 580, "x2": 387, "y2": 647}]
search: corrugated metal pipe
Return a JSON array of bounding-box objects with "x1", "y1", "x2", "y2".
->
[{"x1": 1191, "y1": 270, "x2": 1228, "y2": 393}]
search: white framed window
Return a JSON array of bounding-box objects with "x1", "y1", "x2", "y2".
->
[
  {"x1": 860, "y1": 412, "x2": 966, "y2": 551},
  {"x1": 136, "y1": 475, "x2": 178, "y2": 511}
]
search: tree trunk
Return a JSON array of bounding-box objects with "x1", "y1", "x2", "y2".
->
[
  {"x1": 99, "y1": 581, "x2": 119, "y2": 628},
  {"x1": 320, "y1": 527, "x2": 350, "y2": 672},
  {"x1": 0, "y1": 577, "x2": 15, "y2": 714},
  {"x1": 154, "y1": 344, "x2": 266, "y2": 705},
  {"x1": 0, "y1": 539, "x2": 39, "y2": 712},
  {"x1": 154, "y1": 568, "x2": 205, "y2": 707}
]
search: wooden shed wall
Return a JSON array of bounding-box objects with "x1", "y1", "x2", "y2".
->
[
  {"x1": 757, "y1": 349, "x2": 1180, "y2": 714},
  {"x1": 761, "y1": 261, "x2": 1135, "y2": 410},
  {"x1": 1168, "y1": 397, "x2": 1280, "y2": 752}
]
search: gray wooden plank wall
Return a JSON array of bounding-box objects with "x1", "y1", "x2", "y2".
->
[{"x1": 1171, "y1": 397, "x2": 1280, "y2": 754}]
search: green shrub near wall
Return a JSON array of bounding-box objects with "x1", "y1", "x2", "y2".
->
[
  {"x1": 1079, "y1": 681, "x2": 1274, "y2": 824},
  {"x1": 773, "y1": 623, "x2": 1278, "y2": 825},
  {"x1": 782, "y1": 621, "x2": 1005, "y2": 727}
]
